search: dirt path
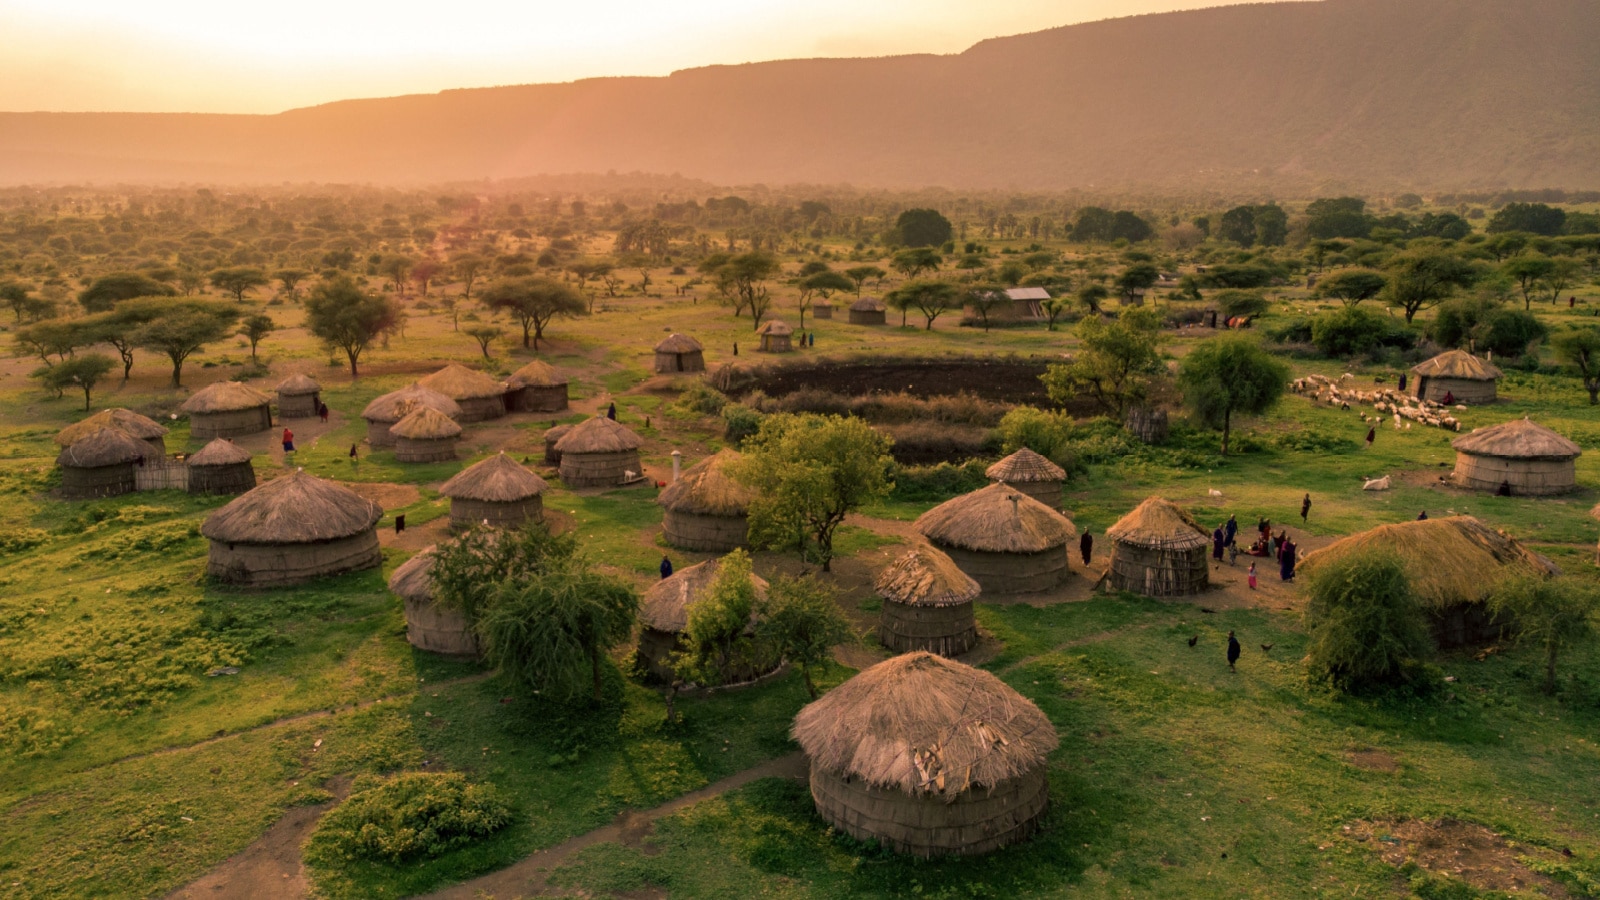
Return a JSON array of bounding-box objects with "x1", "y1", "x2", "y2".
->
[{"x1": 163, "y1": 779, "x2": 352, "y2": 900}]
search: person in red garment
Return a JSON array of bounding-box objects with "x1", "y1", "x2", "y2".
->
[{"x1": 282, "y1": 427, "x2": 295, "y2": 454}]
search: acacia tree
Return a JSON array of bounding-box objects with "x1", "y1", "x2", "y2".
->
[
  {"x1": 452, "y1": 253, "x2": 486, "y2": 300},
  {"x1": 843, "y1": 265, "x2": 886, "y2": 296},
  {"x1": 410, "y1": 259, "x2": 441, "y2": 297},
  {"x1": 209, "y1": 267, "x2": 269, "y2": 302},
  {"x1": 305, "y1": 276, "x2": 398, "y2": 377},
  {"x1": 1502, "y1": 255, "x2": 1554, "y2": 310},
  {"x1": 274, "y1": 268, "x2": 310, "y2": 300},
  {"x1": 1040, "y1": 295, "x2": 1074, "y2": 331},
  {"x1": 34, "y1": 353, "x2": 113, "y2": 410},
  {"x1": 1385, "y1": 250, "x2": 1478, "y2": 322},
  {"x1": 1178, "y1": 335, "x2": 1289, "y2": 454},
  {"x1": 238, "y1": 314, "x2": 276, "y2": 363},
  {"x1": 464, "y1": 325, "x2": 503, "y2": 358},
  {"x1": 78, "y1": 272, "x2": 175, "y2": 313},
  {"x1": 566, "y1": 260, "x2": 612, "y2": 313},
  {"x1": 704, "y1": 252, "x2": 780, "y2": 328},
  {"x1": 964, "y1": 284, "x2": 1007, "y2": 333},
  {"x1": 2, "y1": 282, "x2": 32, "y2": 321},
  {"x1": 381, "y1": 256, "x2": 414, "y2": 297},
  {"x1": 1541, "y1": 257, "x2": 1583, "y2": 306},
  {"x1": 1114, "y1": 263, "x2": 1159, "y2": 303},
  {"x1": 797, "y1": 270, "x2": 851, "y2": 330},
  {"x1": 891, "y1": 247, "x2": 942, "y2": 281},
  {"x1": 1041, "y1": 306, "x2": 1164, "y2": 418},
  {"x1": 1552, "y1": 327, "x2": 1600, "y2": 405},
  {"x1": 130, "y1": 300, "x2": 240, "y2": 387},
  {"x1": 15, "y1": 320, "x2": 80, "y2": 365},
  {"x1": 1077, "y1": 283, "x2": 1110, "y2": 315},
  {"x1": 1315, "y1": 269, "x2": 1387, "y2": 307},
  {"x1": 1490, "y1": 575, "x2": 1599, "y2": 695},
  {"x1": 480, "y1": 276, "x2": 587, "y2": 350},
  {"x1": 885, "y1": 279, "x2": 959, "y2": 330}
]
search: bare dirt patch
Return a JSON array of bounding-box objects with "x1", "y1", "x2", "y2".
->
[
  {"x1": 165, "y1": 778, "x2": 351, "y2": 900},
  {"x1": 1349, "y1": 818, "x2": 1571, "y2": 897},
  {"x1": 340, "y1": 481, "x2": 420, "y2": 510},
  {"x1": 1347, "y1": 749, "x2": 1399, "y2": 772}
]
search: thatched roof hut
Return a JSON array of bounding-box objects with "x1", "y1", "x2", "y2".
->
[
  {"x1": 1451, "y1": 418, "x2": 1581, "y2": 495},
  {"x1": 542, "y1": 423, "x2": 573, "y2": 465},
  {"x1": 554, "y1": 416, "x2": 643, "y2": 487},
  {"x1": 504, "y1": 360, "x2": 569, "y2": 413},
  {"x1": 418, "y1": 364, "x2": 507, "y2": 422},
  {"x1": 791, "y1": 652, "x2": 1057, "y2": 858},
  {"x1": 361, "y1": 383, "x2": 461, "y2": 448},
  {"x1": 275, "y1": 374, "x2": 322, "y2": 419},
  {"x1": 186, "y1": 438, "x2": 256, "y2": 495},
  {"x1": 201, "y1": 470, "x2": 383, "y2": 587},
  {"x1": 439, "y1": 452, "x2": 547, "y2": 530},
  {"x1": 757, "y1": 319, "x2": 794, "y2": 353},
  {"x1": 655, "y1": 333, "x2": 705, "y2": 373},
  {"x1": 876, "y1": 544, "x2": 981, "y2": 656},
  {"x1": 1411, "y1": 349, "x2": 1502, "y2": 404},
  {"x1": 390, "y1": 406, "x2": 462, "y2": 463},
  {"x1": 388, "y1": 547, "x2": 479, "y2": 656},
  {"x1": 986, "y1": 448, "x2": 1067, "y2": 510},
  {"x1": 181, "y1": 382, "x2": 273, "y2": 440},
  {"x1": 1105, "y1": 497, "x2": 1210, "y2": 597},
  {"x1": 848, "y1": 296, "x2": 887, "y2": 325},
  {"x1": 813, "y1": 299, "x2": 834, "y2": 320},
  {"x1": 56, "y1": 408, "x2": 169, "y2": 458},
  {"x1": 914, "y1": 483, "x2": 1076, "y2": 593},
  {"x1": 56, "y1": 427, "x2": 147, "y2": 499},
  {"x1": 658, "y1": 450, "x2": 753, "y2": 552},
  {"x1": 637, "y1": 557, "x2": 772, "y2": 682}
]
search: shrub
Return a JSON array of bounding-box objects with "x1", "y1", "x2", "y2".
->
[
  {"x1": 1304, "y1": 550, "x2": 1433, "y2": 693},
  {"x1": 721, "y1": 403, "x2": 763, "y2": 446},
  {"x1": 306, "y1": 772, "x2": 512, "y2": 864},
  {"x1": 888, "y1": 460, "x2": 991, "y2": 503},
  {"x1": 1214, "y1": 289, "x2": 1268, "y2": 320},
  {"x1": 876, "y1": 422, "x2": 993, "y2": 464},
  {"x1": 996, "y1": 406, "x2": 1078, "y2": 471},
  {"x1": 672, "y1": 382, "x2": 729, "y2": 416},
  {"x1": 1311, "y1": 306, "x2": 1390, "y2": 357},
  {"x1": 1479, "y1": 308, "x2": 1548, "y2": 358}
]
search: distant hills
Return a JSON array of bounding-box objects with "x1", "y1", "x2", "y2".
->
[{"x1": 2, "y1": 0, "x2": 1597, "y2": 192}]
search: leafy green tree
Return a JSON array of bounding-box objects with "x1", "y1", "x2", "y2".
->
[
  {"x1": 1114, "y1": 263, "x2": 1159, "y2": 302},
  {"x1": 1552, "y1": 328, "x2": 1600, "y2": 405},
  {"x1": 1502, "y1": 255, "x2": 1555, "y2": 310},
  {"x1": 238, "y1": 314, "x2": 276, "y2": 363},
  {"x1": 1178, "y1": 335, "x2": 1289, "y2": 454},
  {"x1": 1040, "y1": 294, "x2": 1074, "y2": 331},
  {"x1": 1077, "y1": 283, "x2": 1110, "y2": 315},
  {"x1": 796, "y1": 270, "x2": 852, "y2": 329},
  {"x1": 1304, "y1": 550, "x2": 1433, "y2": 693},
  {"x1": 129, "y1": 300, "x2": 240, "y2": 387},
  {"x1": 893, "y1": 208, "x2": 953, "y2": 248},
  {"x1": 704, "y1": 253, "x2": 780, "y2": 327},
  {"x1": 1070, "y1": 207, "x2": 1115, "y2": 242},
  {"x1": 15, "y1": 319, "x2": 82, "y2": 365},
  {"x1": 34, "y1": 353, "x2": 114, "y2": 410},
  {"x1": 1251, "y1": 204, "x2": 1289, "y2": 247},
  {"x1": 380, "y1": 256, "x2": 414, "y2": 297},
  {"x1": 1384, "y1": 250, "x2": 1478, "y2": 323},
  {"x1": 757, "y1": 574, "x2": 852, "y2": 699},
  {"x1": 1218, "y1": 206, "x2": 1258, "y2": 247},
  {"x1": 209, "y1": 267, "x2": 269, "y2": 302},
  {"x1": 885, "y1": 279, "x2": 959, "y2": 330},
  {"x1": 452, "y1": 253, "x2": 486, "y2": 300},
  {"x1": 891, "y1": 247, "x2": 942, "y2": 281},
  {"x1": 1311, "y1": 306, "x2": 1390, "y2": 357},
  {"x1": 1214, "y1": 289, "x2": 1269, "y2": 321},
  {"x1": 2, "y1": 281, "x2": 32, "y2": 322},
  {"x1": 1305, "y1": 197, "x2": 1372, "y2": 240},
  {"x1": 843, "y1": 265, "x2": 886, "y2": 295},
  {"x1": 305, "y1": 276, "x2": 398, "y2": 377},
  {"x1": 464, "y1": 325, "x2": 503, "y2": 358},
  {"x1": 1042, "y1": 307, "x2": 1164, "y2": 418},
  {"x1": 78, "y1": 272, "x2": 174, "y2": 313},
  {"x1": 1540, "y1": 256, "x2": 1582, "y2": 306},
  {"x1": 671, "y1": 549, "x2": 773, "y2": 690},
  {"x1": 996, "y1": 406, "x2": 1078, "y2": 471},
  {"x1": 478, "y1": 563, "x2": 639, "y2": 704},
  {"x1": 1488, "y1": 202, "x2": 1566, "y2": 236},
  {"x1": 1490, "y1": 576, "x2": 1599, "y2": 695},
  {"x1": 1109, "y1": 211, "x2": 1153, "y2": 243},
  {"x1": 566, "y1": 260, "x2": 613, "y2": 311},
  {"x1": 964, "y1": 285, "x2": 1007, "y2": 333},
  {"x1": 177, "y1": 266, "x2": 208, "y2": 296},
  {"x1": 480, "y1": 276, "x2": 586, "y2": 350},
  {"x1": 274, "y1": 269, "x2": 310, "y2": 300},
  {"x1": 1315, "y1": 269, "x2": 1387, "y2": 307}
]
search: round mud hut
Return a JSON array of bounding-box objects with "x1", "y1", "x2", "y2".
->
[
  {"x1": 186, "y1": 438, "x2": 256, "y2": 495},
  {"x1": 791, "y1": 652, "x2": 1058, "y2": 858},
  {"x1": 1450, "y1": 417, "x2": 1581, "y2": 496},
  {"x1": 1410, "y1": 349, "x2": 1502, "y2": 405},
  {"x1": 182, "y1": 382, "x2": 273, "y2": 440},
  {"x1": 658, "y1": 450, "x2": 753, "y2": 552},
  {"x1": 389, "y1": 547, "x2": 479, "y2": 656},
  {"x1": 504, "y1": 360, "x2": 569, "y2": 413},
  {"x1": 875, "y1": 544, "x2": 982, "y2": 656},
  {"x1": 848, "y1": 296, "x2": 887, "y2": 325},
  {"x1": 986, "y1": 448, "x2": 1067, "y2": 510},
  {"x1": 555, "y1": 416, "x2": 643, "y2": 487},
  {"x1": 56, "y1": 427, "x2": 147, "y2": 499},
  {"x1": 439, "y1": 452, "x2": 547, "y2": 530},
  {"x1": 1104, "y1": 497, "x2": 1210, "y2": 597},
  {"x1": 654, "y1": 333, "x2": 705, "y2": 374},
  {"x1": 757, "y1": 319, "x2": 794, "y2": 353},
  {"x1": 637, "y1": 556, "x2": 772, "y2": 682},
  {"x1": 201, "y1": 470, "x2": 383, "y2": 587},
  {"x1": 361, "y1": 384, "x2": 461, "y2": 448},
  {"x1": 56, "y1": 408, "x2": 169, "y2": 458},
  {"x1": 813, "y1": 300, "x2": 834, "y2": 320},
  {"x1": 418, "y1": 364, "x2": 507, "y2": 422},
  {"x1": 915, "y1": 482, "x2": 1077, "y2": 594},
  {"x1": 390, "y1": 406, "x2": 462, "y2": 463},
  {"x1": 275, "y1": 374, "x2": 322, "y2": 419},
  {"x1": 542, "y1": 423, "x2": 573, "y2": 465}
]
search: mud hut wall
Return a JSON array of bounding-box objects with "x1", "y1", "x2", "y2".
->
[
  {"x1": 759, "y1": 334, "x2": 792, "y2": 353},
  {"x1": 656, "y1": 350, "x2": 705, "y2": 374},
  {"x1": 1106, "y1": 542, "x2": 1209, "y2": 597},
  {"x1": 808, "y1": 767, "x2": 1049, "y2": 858},
  {"x1": 1414, "y1": 377, "x2": 1496, "y2": 405},
  {"x1": 543, "y1": 438, "x2": 564, "y2": 465},
  {"x1": 395, "y1": 436, "x2": 458, "y2": 463},
  {"x1": 878, "y1": 601, "x2": 977, "y2": 656},
  {"x1": 560, "y1": 449, "x2": 642, "y2": 487},
  {"x1": 1452, "y1": 454, "x2": 1577, "y2": 495},
  {"x1": 453, "y1": 395, "x2": 506, "y2": 423},
  {"x1": 662, "y1": 509, "x2": 749, "y2": 552},
  {"x1": 59, "y1": 463, "x2": 137, "y2": 499},
  {"x1": 366, "y1": 420, "x2": 397, "y2": 447},
  {"x1": 936, "y1": 544, "x2": 1068, "y2": 594},
  {"x1": 1429, "y1": 602, "x2": 1511, "y2": 650},
  {"x1": 508, "y1": 385, "x2": 569, "y2": 413},
  {"x1": 190, "y1": 406, "x2": 272, "y2": 440},
  {"x1": 848, "y1": 309, "x2": 887, "y2": 325},
  {"x1": 206, "y1": 531, "x2": 382, "y2": 587},
  {"x1": 996, "y1": 479, "x2": 1063, "y2": 511},
  {"x1": 813, "y1": 305, "x2": 834, "y2": 320},
  {"x1": 135, "y1": 459, "x2": 189, "y2": 491},
  {"x1": 403, "y1": 596, "x2": 480, "y2": 656},
  {"x1": 449, "y1": 496, "x2": 543, "y2": 530},
  {"x1": 278, "y1": 392, "x2": 321, "y2": 419},
  {"x1": 187, "y1": 463, "x2": 255, "y2": 495}
]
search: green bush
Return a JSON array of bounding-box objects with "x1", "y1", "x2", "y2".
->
[
  {"x1": 996, "y1": 406, "x2": 1079, "y2": 471},
  {"x1": 1304, "y1": 550, "x2": 1434, "y2": 693},
  {"x1": 305, "y1": 772, "x2": 512, "y2": 864},
  {"x1": 1310, "y1": 306, "x2": 1391, "y2": 357},
  {"x1": 888, "y1": 460, "x2": 991, "y2": 503},
  {"x1": 1431, "y1": 298, "x2": 1548, "y2": 357},
  {"x1": 721, "y1": 403, "x2": 764, "y2": 446},
  {"x1": 672, "y1": 382, "x2": 729, "y2": 416},
  {"x1": 1480, "y1": 308, "x2": 1548, "y2": 357}
]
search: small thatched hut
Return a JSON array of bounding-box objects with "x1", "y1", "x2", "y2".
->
[
  {"x1": 654, "y1": 333, "x2": 705, "y2": 373},
  {"x1": 56, "y1": 427, "x2": 147, "y2": 499},
  {"x1": 1299, "y1": 515, "x2": 1559, "y2": 648},
  {"x1": 637, "y1": 557, "x2": 772, "y2": 682},
  {"x1": 555, "y1": 416, "x2": 643, "y2": 487},
  {"x1": 757, "y1": 319, "x2": 794, "y2": 353},
  {"x1": 182, "y1": 382, "x2": 273, "y2": 440},
  {"x1": 914, "y1": 482, "x2": 1076, "y2": 593},
  {"x1": 418, "y1": 364, "x2": 507, "y2": 422},
  {"x1": 986, "y1": 448, "x2": 1067, "y2": 510},
  {"x1": 848, "y1": 296, "x2": 887, "y2": 325},
  {"x1": 876, "y1": 544, "x2": 982, "y2": 656},
  {"x1": 792, "y1": 652, "x2": 1057, "y2": 858},
  {"x1": 389, "y1": 547, "x2": 479, "y2": 656},
  {"x1": 390, "y1": 406, "x2": 463, "y2": 463},
  {"x1": 504, "y1": 360, "x2": 569, "y2": 413},
  {"x1": 275, "y1": 374, "x2": 322, "y2": 419},
  {"x1": 1104, "y1": 497, "x2": 1210, "y2": 597},
  {"x1": 1451, "y1": 418, "x2": 1581, "y2": 496},
  {"x1": 813, "y1": 300, "x2": 834, "y2": 320},
  {"x1": 658, "y1": 450, "x2": 753, "y2": 552},
  {"x1": 56, "y1": 408, "x2": 169, "y2": 458},
  {"x1": 202, "y1": 470, "x2": 383, "y2": 587},
  {"x1": 542, "y1": 423, "x2": 573, "y2": 465},
  {"x1": 439, "y1": 452, "x2": 547, "y2": 530},
  {"x1": 361, "y1": 384, "x2": 461, "y2": 448},
  {"x1": 1411, "y1": 349, "x2": 1503, "y2": 404},
  {"x1": 186, "y1": 438, "x2": 256, "y2": 495}
]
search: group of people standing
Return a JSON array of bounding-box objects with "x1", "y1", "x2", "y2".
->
[{"x1": 1210, "y1": 493, "x2": 1309, "y2": 586}]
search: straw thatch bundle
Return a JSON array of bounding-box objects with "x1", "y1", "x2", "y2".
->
[
  {"x1": 876, "y1": 544, "x2": 981, "y2": 656},
  {"x1": 439, "y1": 452, "x2": 547, "y2": 529},
  {"x1": 201, "y1": 470, "x2": 383, "y2": 587},
  {"x1": 181, "y1": 382, "x2": 273, "y2": 439},
  {"x1": 56, "y1": 427, "x2": 147, "y2": 499},
  {"x1": 1451, "y1": 418, "x2": 1582, "y2": 495},
  {"x1": 543, "y1": 423, "x2": 573, "y2": 465},
  {"x1": 555, "y1": 416, "x2": 643, "y2": 487},
  {"x1": 186, "y1": 438, "x2": 256, "y2": 495},
  {"x1": 1410, "y1": 349, "x2": 1502, "y2": 404},
  {"x1": 390, "y1": 406, "x2": 462, "y2": 463},
  {"x1": 655, "y1": 333, "x2": 705, "y2": 373},
  {"x1": 791, "y1": 652, "x2": 1057, "y2": 857},
  {"x1": 757, "y1": 319, "x2": 794, "y2": 352},
  {"x1": 658, "y1": 450, "x2": 753, "y2": 552},
  {"x1": 986, "y1": 448, "x2": 1067, "y2": 510},
  {"x1": 504, "y1": 360, "x2": 569, "y2": 412},
  {"x1": 56, "y1": 408, "x2": 169, "y2": 458},
  {"x1": 1104, "y1": 497, "x2": 1210, "y2": 597},
  {"x1": 275, "y1": 373, "x2": 322, "y2": 419},
  {"x1": 418, "y1": 364, "x2": 507, "y2": 421},
  {"x1": 389, "y1": 547, "x2": 480, "y2": 656},
  {"x1": 914, "y1": 483, "x2": 1076, "y2": 593},
  {"x1": 637, "y1": 557, "x2": 771, "y2": 681},
  {"x1": 848, "y1": 296, "x2": 887, "y2": 325},
  {"x1": 361, "y1": 384, "x2": 461, "y2": 447}
]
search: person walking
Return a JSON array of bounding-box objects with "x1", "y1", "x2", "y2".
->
[
  {"x1": 1280, "y1": 538, "x2": 1297, "y2": 581},
  {"x1": 1227, "y1": 631, "x2": 1241, "y2": 672},
  {"x1": 1398, "y1": 372, "x2": 1407, "y2": 393},
  {"x1": 318, "y1": 402, "x2": 329, "y2": 423},
  {"x1": 1300, "y1": 493, "x2": 1311, "y2": 523},
  {"x1": 1365, "y1": 425, "x2": 1376, "y2": 449},
  {"x1": 1224, "y1": 514, "x2": 1238, "y2": 548},
  {"x1": 1079, "y1": 530, "x2": 1093, "y2": 566},
  {"x1": 1247, "y1": 562, "x2": 1257, "y2": 590},
  {"x1": 733, "y1": 342, "x2": 739, "y2": 356},
  {"x1": 606, "y1": 402, "x2": 617, "y2": 420},
  {"x1": 1212, "y1": 525, "x2": 1226, "y2": 562},
  {"x1": 659, "y1": 554, "x2": 673, "y2": 580},
  {"x1": 282, "y1": 427, "x2": 295, "y2": 454}
]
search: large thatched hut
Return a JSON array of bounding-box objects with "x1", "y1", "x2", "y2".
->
[
  {"x1": 654, "y1": 333, "x2": 705, "y2": 373},
  {"x1": 201, "y1": 470, "x2": 383, "y2": 587},
  {"x1": 1451, "y1": 418, "x2": 1581, "y2": 496},
  {"x1": 504, "y1": 360, "x2": 569, "y2": 413},
  {"x1": 390, "y1": 406, "x2": 462, "y2": 463},
  {"x1": 1411, "y1": 349, "x2": 1502, "y2": 404},
  {"x1": 636, "y1": 557, "x2": 772, "y2": 682},
  {"x1": 389, "y1": 547, "x2": 479, "y2": 656},
  {"x1": 182, "y1": 382, "x2": 273, "y2": 440},
  {"x1": 439, "y1": 452, "x2": 547, "y2": 530},
  {"x1": 543, "y1": 423, "x2": 573, "y2": 465},
  {"x1": 56, "y1": 427, "x2": 147, "y2": 499},
  {"x1": 1299, "y1": 515, "x2": 1559, "y2": 648},
  {"x1": 876, "y1": 544, "x2": 982, "y2": 656},
  {"x1": 186, "y1": 438, "x2": 256, "y2": 495},
  {"x1": 1104, "y1": 497, "x2": 1211, "y2": 597},
  {"x1": 848, "y1": 296, "x2": 887, "y2": 325},
  {"x1": 361, "y1": 384, "x2": 461, "y2": 448},
  {"x1": 914, "y1": 482, "x2": 1076, "y2": 593},
  {"x1": 275, "y1": 374, "x2": 322, "y2": 419},
  {"x1": 56, "y1": 408, "x2": 168, "y2": 458},
  {"x1": 658, "y1": 450, "x2": 753, "y2": 552},
  {"x1": 419, "y1": 364, "x2": 507, "y2": 422},
  {"x1": 555, "y1": 416, "x2": 643, "y2": 487},
  {"x1": 757, "y1": 319, "x2": 794, "y2": 353},
  {"x1": 986, "y1": 448, "x2": 1067, "y2": 510},
  {"x1": 792, "y1": 652, "x2": 1057, "y2": 858}
]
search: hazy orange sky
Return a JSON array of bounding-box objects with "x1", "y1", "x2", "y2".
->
[{"x1": 1, "y1": 0, "x2": 1270, "y2": 114}]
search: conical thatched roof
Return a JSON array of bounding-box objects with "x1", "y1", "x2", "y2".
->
[
  {"x1": 55, "y1": 427, "x2": 148, "y2": 467},
  {"x1": 201, "y1": 470, "x2": 383, "y2": 545},
  {"x1": 850, "y1": 296, "x2": 885, "y2": 312},
  {"x1": 180, "y1": 381, "x2": 272, "y2": 414},
  {"x1": 1298, "y1": 515, "x2": 1559, "y2": 610},
  {"x1": 1411, "y1": 349, "x2": 1502, "y2": 381},
  {"x1": 655, "y1": 333, "x2": 703, "y2": 353},
  {"x1": 361, "y1": 383, "x2": 461, "y2": 423},
  {"x1": 1452, "y1": 418, "x2": 1581, "y2": 460},
  {"x1": 276, "y1": 374, "x2": 321, "y2": 396},
  {"x1": 188, "y1": 438, "x2": 253, "y2": 467},
  {"x1": 658, "y1": 450, "x2": 752, "y2": 516},
  {"x1": 986, "y1": 448, "x2": 1066, "y2": 484},
  {"x1": 792, "y1": 652, "x2": 1058, "y2": 795},
  {"x1": 876, "y1": 544, "x2": 980, "y2": 608},
  {"x1": 506, "y1": 359, "x2": 566, "y2": 388},
  {"x1": 1106, "y1": 497, "x2": 1209, "y2": 551},
  {"x1": 419, "y1": 363, "x2": 506, "y2": 400},
  {"x1": 390, "y1": 405, "x2": 463, "y2": 440},
  {"x1": 554, "y1": 416, "x2": 642, "y2": 454},
  {"x1": 640, "y1": 557, "x2": 769, "y2": 633},
  {"x1": 388, "y1": 546, "x2": 436, "y2": 603},
  {"x1": 439, "y1": 452, "x2": 547, "y2": 501},
  {"x1": 915, "y1": 483, "x2": 1076, "y2": 553},
  {"x1": 56, "y1": 408, "x2": 169, "y2": 447},
  {"x1": 758, "y1": 319, "x2": 793, "y2": 336}
]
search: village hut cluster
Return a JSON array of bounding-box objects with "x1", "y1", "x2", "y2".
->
[
  {"x1": 875, "y1": 544, "x2": 981, "y2": 656},
  {"x1": 419, "y1": 363, "x2": 507, "y2": 422},
  {"x1": 439, "y1": 452, "x2": 547, "y2": 530},
  {"x1": 56, "y1": 408, "x2": 168, "y2": 458},
  {"x1": 636, "y1": 556, "x2": 774, "y2": 682},
  {"x1": 658, "y1": 450, "x2": 752, "y2": 551},
  {"x1": 55, "y1": 427, "x2": 149, "y2": 499},
  {"x1": 186, "y1": 438, "x2": 257, "y2": 495},
  {"x1": 555, "y1": 416, "x2": 644, "y2": 487},
  {"x1": 504, "y1": 360, "x2": 569, "y2": 412},
  {"x1": 390, "y1": 405, "x2": 463, "y2": 463},
  {"x1": 1450, "y1": 418, "x2": 1582, "y2": 495},
  {"x1": 915, "y1": 482, "x2": 1076, "y2": 593},
  {"x1": 201, "y1": 470, "x2": 383, "y2": 587},
  {"x1": 1104, "y1": 497, "x2": 1211, "y2": 597},
  {"x1": 274, "y1": 374, "x2": 322, "y2": 419},
  {"x1": 183, "y1": 382, "x2": 274, "y2": 439},
  {"x1": 362, "y1": 384, "x2": 461, "y2": 447}
]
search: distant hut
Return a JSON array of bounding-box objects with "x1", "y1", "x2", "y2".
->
[
  {"x1": 542, "y1": 423, "x2": 573, "y2": 465},
  {"x1": 56, "y1": 408, "x2": 169, "y2": 458},
  {"x1": 654, "y1": 333, "x2": 705, "y2": 373},
  {"x1": 390, "y1": 406, "x2": 462, "y2": 463},
  {"x1": 986, "y1": 448, "x2": 1067, "y2": 510},
  {"x1": 658, "y1": 450, "x2": 753, "y2": 552},
  {"x1": 914, "y1": 482, "x2": 1077, "y2": 593},
  {"x1": 182, "y1": 382, "x2": 273, "y2": 440},
  {"x1": 186, "y1": 438, "x2": 256, "y2": 495},
  {"x1": 964, "y1": 287, "x2": 1047, "y2": 325},
  {"x1": 439, "y1": 452, "x2": 547, "y2": 530},
  {"x1": 361, "y1": 384, "x2": 461, "y2": 448},
  {"x1": 636, "y1": 557, "x2": 772, "y2": 682},
  {"x1": 875, "y1": 544, "x2": 982, "y2": 656},
  {"x1": 388, "y1": 547, "x2": 479, "y2": 656},
  {"x1": 56, "y1": 427, "x2": 147, "y2": 499},
  {"x1": 813, "y1": 299, "x2": 834, "y2": 320},
  {"x1": 848, "y1": 296, "x2": 887, "y2": 325},
  {"x1": 201, "y1": 470, "x2": 383, "y2": 587},
  {"x1": 275, "y1": 374, "x2": 322, "y2": 419},
  {"x1": 1104, "y1": 497, "x2": 1210, "y2": 597},
  {"x1": 504, "y1": 360, "x2": 569, "y2": 413},
  {"x1": 791, "y1": 652, "x2": 1057, "y2": 858},
  {"x1": 1411, "y1": 349, "x2": 1502, "y2": 404},
  {"x1": 1451, "y1": 417, "x2": 1581, "y2": 496},
  {"x1": 757, "y1": 319, "x2": 794, "y2": 353},
  {"x1": 418, "y1": 363, "x2": 507, "y2": 422},
  {"x1": 555, "y1": 416, "x2": 643, "y2": 487}
]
